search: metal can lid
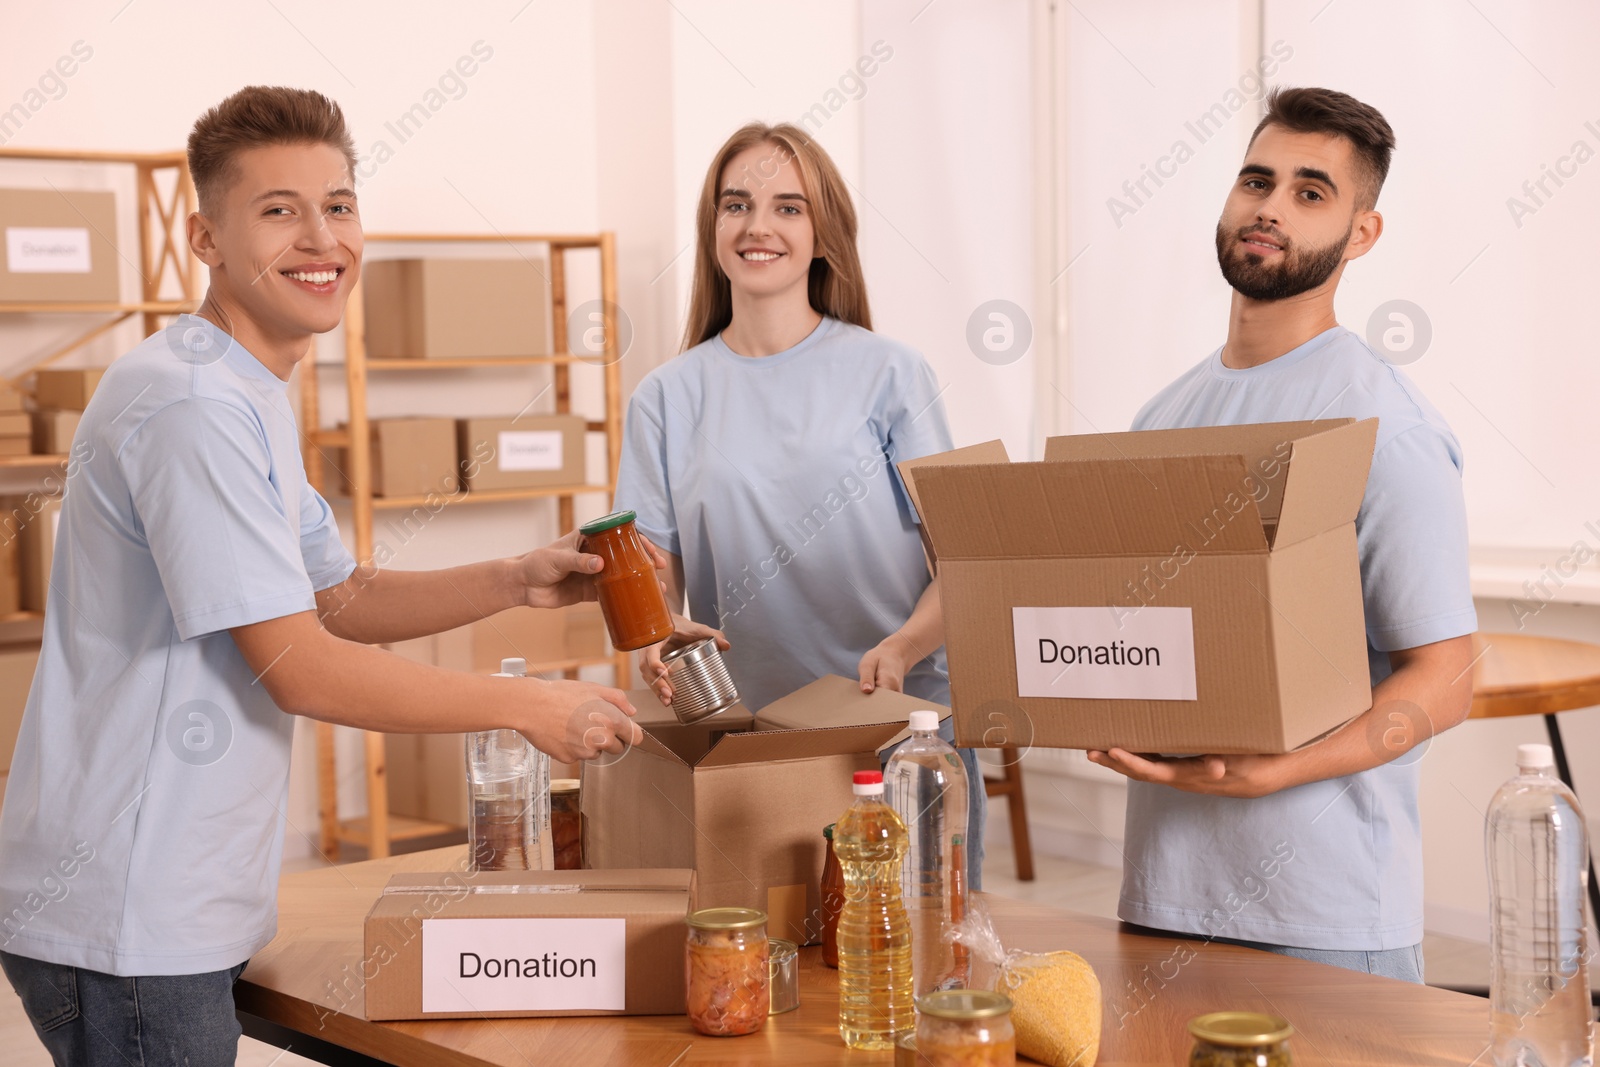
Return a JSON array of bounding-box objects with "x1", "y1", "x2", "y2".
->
[
  {"x1": 550, "y1": 778, "x2": 580, "y2": 794},
  {"x1": 578, "y1": 510, "x2": 637, "y2": 536},
  {"x1": 1188, "y1": 1012, "x2": 1293, "y2": 1046},
  {"x1": 686, "y1": 907, "x2": 767, "y2": 931},
  {"x1": 916, "y1": 989, "x2": 1013, "y2": 1020},
  {"x1": 767, "y1": 938, "x2": 798, "y2": 963}
]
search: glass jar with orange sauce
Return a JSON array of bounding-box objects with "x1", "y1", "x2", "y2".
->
[
  {"x1": 685, "y1": 907, "x2": 770, "y2": 1036},
  {"x1": 578, "y1": 510, "x2": 674, "y2": 651}
]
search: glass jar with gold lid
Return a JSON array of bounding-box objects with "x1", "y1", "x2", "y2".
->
[
  {"x1": 915, "y1": 989, "x2": 1016, "y2": 1066},
  {"x1": 1188, "y1": 1012, "x2": 1294, "y2": 1067},
  {"x1": 685, "y1": 907, "x2": 769, "y2": 1036}
]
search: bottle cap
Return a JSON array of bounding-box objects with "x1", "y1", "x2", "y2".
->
[
  {"x1": 1517, "y1": 743, "x2": 1554, "y2": 770},
  {"x1": 908, "y1": 710, "x2": 939, "y2": 733},
  {"x1": 852, "y1": 769, "x2": 884, "y2": 796},
  {"x1": 500, "y1": 657, "x2": 527, "y2": 677}
]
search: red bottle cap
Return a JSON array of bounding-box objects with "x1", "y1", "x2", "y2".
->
[{"x1": 853, "y1": 770, "x2": 883, "y2": 786}]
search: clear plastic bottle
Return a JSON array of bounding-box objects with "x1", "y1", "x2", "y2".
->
[
  {"x1": 466, "y1": 658, "x2": 552, "y2": 872},
  {"x1": 884, "y1": 709, "x2": 969, "y2": 997},
  {"x1": 1486, "y1": 743, "x2": 1594, "y2": 1067},
  {"x1": 835, "y1": 769, "x2": 914, "y2": 1050}
]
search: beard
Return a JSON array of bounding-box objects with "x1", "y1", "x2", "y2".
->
[{"x1": 1214, "y1": 220, "x2": 1350, "y2": 301}]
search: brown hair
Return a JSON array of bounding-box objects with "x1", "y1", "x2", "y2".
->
[
  {"x1": 1248, "y1": 87, "x2": 1395, "y2": 209},
  {"x1": 187, "y1": 86, "x2": 357, "y2": 211},
  {"x1": 681, "y1": 122, "x2": 870, "y2": 351}
]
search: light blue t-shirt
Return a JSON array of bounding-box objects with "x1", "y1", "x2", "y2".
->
[
  {"x1": 1119, "y1": 326, "x2": 1478, "y2": 951},
  {"x1": 613, "y1": 317, "x2": 954, "y2": 713},
  {"x1": 0, "y1": 316, "x2": 355, "y2": 975}
]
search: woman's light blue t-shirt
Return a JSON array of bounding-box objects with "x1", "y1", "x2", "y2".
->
[
  {"x1": 1119, "y1": 325, "x2": 1478, "y2": 951},
  {"x1": 0, "y1": 317, "x2": 355, "y2": 975},
  {"x1": 613, "y1": 317, "x2": 954, "y2": 713}
]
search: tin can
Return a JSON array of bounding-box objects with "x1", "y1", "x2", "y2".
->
[
  {"x1": 661, "y1": 638, "x2": 740, "y2": 724},
  {"x1": 1188, "y1": 1012, "x2": 1294, "y2": 1067},
  {"x1": 685, "y1": 907, "x2": 769, "y2": 1036},
  {"x1": 768, "y1": 938, "x2": 799, "y2": 1014}
]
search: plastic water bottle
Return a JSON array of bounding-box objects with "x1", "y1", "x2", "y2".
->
[
  {"x1": 1486, "y1": 743, "x2": 1595, "y2": 1067},
  {"x1": 466, "y1": 658, "x2": 552, "y2": 872},
  {"x1": 883, "y1": 709, "x2": 969, "y2": 996},
  {"x1": 834, "y1": 769, "x2": 914, "y2": 1049}
]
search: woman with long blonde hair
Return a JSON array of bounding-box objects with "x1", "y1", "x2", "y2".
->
[{"x1": 613, "y1": 122, "x2": 984, "y2": 883}]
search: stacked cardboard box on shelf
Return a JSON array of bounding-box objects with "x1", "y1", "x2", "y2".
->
[
  {"x1": 0, "y1": 188, "x2": 120, "y2": 303},
  {"x1": 362, "y1": 258, "x2": 551, "y2": 360},
  {"x1": 33, "y1": 368, "x2": 102, "y2": 411},
  {"x1": 457, "y1": 414, "x2": 587, "y2": 492},
  {"x1": 336, "y1": 417, "x2": 459, "y2": 498},
  {"x1": 0, "y1": 387, "x2": 28, "y2": 456}
]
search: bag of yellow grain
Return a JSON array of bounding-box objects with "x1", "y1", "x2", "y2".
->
[{"x1": 946, "y1": 899, "x2": 1101, "y2": 1066}]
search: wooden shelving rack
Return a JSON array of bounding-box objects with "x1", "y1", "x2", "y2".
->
[
  {"x1": 300, "y1": 232, "x2": 630, "y2": 859},
  {"x1": 0, "y1": 147, "x2": 201, "y2": 634}
]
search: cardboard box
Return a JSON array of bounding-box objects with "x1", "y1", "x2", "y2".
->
[
  {"x1": 33, "y1": 368, "x2": 103, "y2": 411},
  {"x1": 471, "y1": 602, "x2": 607, "y2": 674},
  {"x1": 583, "y1": 675, "x2": 944, "y2": 945},
  {"x1": 457, "y1": 415, "x2": 586, "y2": 493},
  {"x1": 30, "y1": 410, "x2": 79, "y2": 455},
  {"x1": 0, "y1": 504, "x2": 20, "y2": 615},
  {"x1": 17, "y1": 495, "x2": 60, "y2": 613},
  {"x1": 900, "y1": 419, "x2": 1378, "y2": 755},
  {"x1": 0, "y1": 439, "x2": 29, "y2": 457},
  {"x1": 0, "y1": 644, "x2": 40, "y2": 773},
  {"x1": 0, "y1": 386, "x2": 24, "y2": 412},
  {"x1": 383, "y1": 627, "x2": 474, "y2": 826},
  {"x1": 363, "y1": 867, "x2": 691, "y2": 1020},
  {"x1": 363, "y1": 258, "x2": 550, "y2": 360},
  {"x1": 0, "y1": 189, "x2": 119, "y2": 303},
  {"x1": 337, "y1": 417, "x2": 459, "y2": 498}
]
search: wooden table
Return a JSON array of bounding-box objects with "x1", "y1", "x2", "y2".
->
[
  {"x1": 237, "y1": 846, "x2": 1492, "y2": 1066},
  {"x1": 1469, "y1": 631, "x2": 1600, "y2": 944}
]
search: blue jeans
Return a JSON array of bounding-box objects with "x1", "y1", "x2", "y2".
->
[
  {"x1": 1210, "y1": 934, "x2": 1426, "y2": 983},
  {"x1": 1, "y1": 950, "x2": 247, "y2": 1066},
  {"x1": 879, "y1": 716, "x2": 987, "y2": 892}
]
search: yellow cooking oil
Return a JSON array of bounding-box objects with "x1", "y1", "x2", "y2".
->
[{"x1": 833, "y1": 769, "x2": 914, "y2": 1050}]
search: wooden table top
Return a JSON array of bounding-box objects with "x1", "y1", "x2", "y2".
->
[
  {"x1": 1469, "y1": 631, "x2": 1600, "y2": 719},
  {"x1": 237, "y1": 846, "x2": 1492, "y2": 1066}
]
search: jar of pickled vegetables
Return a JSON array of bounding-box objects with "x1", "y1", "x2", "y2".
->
[
  {"x1": 1188, "y1": 1012, "x2": 1294, "y2": 1067},
  {"x1": 550, "y1": 778, "x2": 581, "y2": 870},
  {"x1": 579, "y1": 510, "x2": 674, "y2": 652},
  {"x1": 915, "y1": 990, "x2": 1016, "y2": 1066},
  {"x1": 685, "y1": 907, "x2": 769, "y2": 1036}
]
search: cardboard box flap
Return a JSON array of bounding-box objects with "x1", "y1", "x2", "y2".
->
[
  {"x1": 909, "y1": 457, "x2": 1269, "y2": 559},
  {"x1": 758, "y1": 674, "x2": 942, "y2": 732},
  {"x1": 1274, "y1": 419, "x2": 1378, "y2": 548},
  {"x1": 897, "y1": 439, "x2": 1010, "y2": 526},
  {"x1": 694, "y1": 720, "x2": 905, "y2": 769}
]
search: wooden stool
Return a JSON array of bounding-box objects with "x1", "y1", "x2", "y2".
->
[
  {"x1": 984, "y1": 748, "x2": 1035, "y2": 881},
  {"x1": 1469, "y1": 632, "x2": 1600, "y2": 995}
]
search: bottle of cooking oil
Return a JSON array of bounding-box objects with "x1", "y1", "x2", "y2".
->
[{"x1": 834, "y1": 768, "x2": 914, "y2": 1049}]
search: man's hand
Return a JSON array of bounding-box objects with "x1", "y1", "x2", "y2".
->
[
  {"x1": 515, "y1": 678, "x2": 643, "y2": 762},
  {"x1": 858, "y1": 632, "x2": 917, "y2": 694},
  {"x1": 1085, "y1": 748, "x2": 1291, "y2": 799},
  {"x1": 639, "y1": 614, "x2": 730, "y2": 705},
  {"x1": 515, "y1": 530, "x2": 670, "y2": 610}
]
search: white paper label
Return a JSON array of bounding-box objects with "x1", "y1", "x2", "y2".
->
[
  {"x1": 6, "y1": 228, "x2": 92, "y2": 273},
  {"x1": 421, "y1": 917, "x2": 626, "y2": 1013},
  {"x1": 497, "y1": 430, "x2": 564, "y2": 472},
  {"x1": 1012, "y1": 606, "x2": 1197, "y2": 701}
]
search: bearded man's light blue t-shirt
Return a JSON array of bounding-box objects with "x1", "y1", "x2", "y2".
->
[{"x1": 1120, "y1": 326, "x2": 1477, "y2": 950}]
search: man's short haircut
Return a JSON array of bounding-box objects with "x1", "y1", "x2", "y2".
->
[
  {"x1": 187, "y1": 86, "x2": 357, "y2": 211},
  {"x1": 1247, "y1": 86, "x2": 1395, "y2": 209}
]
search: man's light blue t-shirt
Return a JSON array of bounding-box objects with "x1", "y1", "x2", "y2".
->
[
  {"x1": 0, "y1": 316, "x2": 355, "y2": 975},
  {"x1": 613, "y1": 316, "x2": 954, "y2": 713},
  {"x1": 1121, "y1": 326, "x2": 1478, "y2": 951}
]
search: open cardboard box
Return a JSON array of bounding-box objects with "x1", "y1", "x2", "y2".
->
[
  {"x1": 900, "y1": 418, "x2": 1377, "y2": 755},
  {"x1": 582, "y1": 674, "x2": 947, "y2": 945},
  {"x1": 363, "y1": 868, "x2": 691, "y2": 1020}
]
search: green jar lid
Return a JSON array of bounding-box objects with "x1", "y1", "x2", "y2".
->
[
  {"x1": 1188, "y1": 1012, "x2": 1293, "y2": 1046},
  {"x1": 823, "y1": 823, "x2": 835, "y2": 840},
  {"x1": 579, "y1": 510, "x2": 637, "y2": 536}
]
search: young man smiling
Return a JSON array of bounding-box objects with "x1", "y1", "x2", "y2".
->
[
  {"x1": 1088, "y1": 87, "x2": 1477, "y2": 981},
  {"x1": 0, "y1": 86, "x2": 640, "y2": 1065}
]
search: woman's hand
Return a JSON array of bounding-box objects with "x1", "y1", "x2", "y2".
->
[
  {"x1": 639, "y1": 614, "x2": 730, "y2": 705},
  {"x1": 858, "y1": 632, "x2": 919, "y2": 694},
  {"x1": 515, "y1": 679, "x2": 642, "y2": 763}
]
